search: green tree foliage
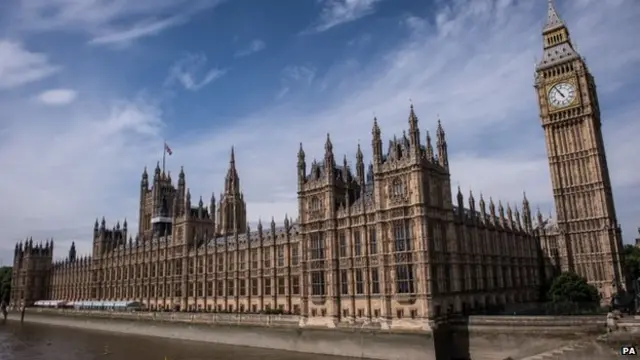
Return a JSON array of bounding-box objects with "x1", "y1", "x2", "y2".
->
[
  {"x1": 547, "y1": 272, "x2": 600, "y2": 305},
  {"x1": 0, "y1": 266, "x2": 11, "y2": 303},
  {"x1": 623, "y1": 244, "x2": 640, "y2": 282}
]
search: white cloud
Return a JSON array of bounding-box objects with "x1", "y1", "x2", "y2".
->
[
  {"x1": 1, "y1": 0, "x2": 640, "y2": 265},
  {"x1": 166, "y1": 54, "x2": 227, "y2": 91},
  {"x1": 88, "y1": 16, "x2": 188, "y2": 46},
  {"x1": 9, "y1": 0, "x2": 223, "y2": 46},
  {"x1": 234, "y1": 39, "x2": 267, "y2": 57},
  {"x1": 310, "y1": 0, "x2": 382, "y2": 33},
  {"x1": 276, "y1": 65, "x2": 316, "y2": 99},
  {"x1": 36, "y1": 88, "x2": 77, "y2": 105},
  {"x1": 0, "y1": 40, "x2": 60, "y2": 89}
]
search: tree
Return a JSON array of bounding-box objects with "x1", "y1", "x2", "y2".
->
[
  {"x1": 0, "y1": 266, "x2": 11, "y2": 303},
  {"x1": 623, "y1": 244, "x2": 640, "y2": 283},
  {"x1": 547, "y1": 272, "x2": 599, "y2": 307}
]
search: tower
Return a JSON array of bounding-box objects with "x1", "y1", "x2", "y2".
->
[
  {"x1": 534, "y1": 0, "x2": 625, "y2": 297},
  {"x1": 218, "y1": 147, "x2": 247, "y2": 235}
]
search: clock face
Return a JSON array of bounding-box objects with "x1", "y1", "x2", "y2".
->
[{"x1": 548, "y1": 82, "x2": 577, "y2": 108}]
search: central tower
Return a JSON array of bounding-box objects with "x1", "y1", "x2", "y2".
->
[
  {"x1": 534, "y1": 0, "x2": 625, "y2": 298},
  {"x1": 218, "y1": 147, "x2": 247, "y2": 235}
]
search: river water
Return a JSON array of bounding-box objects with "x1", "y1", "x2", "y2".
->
[{"x1": 0, "y1": 321, "x2": 353, "y2": 360}]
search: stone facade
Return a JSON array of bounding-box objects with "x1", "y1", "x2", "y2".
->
[{"x1": 10, "y1": 0, "x2": 624, "y2": 322}]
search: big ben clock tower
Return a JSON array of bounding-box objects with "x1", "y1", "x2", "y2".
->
[{"x1": 534, "y1": 0, "x2": 625, "y2": 299}]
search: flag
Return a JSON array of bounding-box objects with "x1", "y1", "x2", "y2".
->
[{"x1": 164, "y1": 142, "x2": 173, "y2": 156}]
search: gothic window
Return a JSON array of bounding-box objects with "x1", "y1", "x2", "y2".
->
[
  {"x1": 239, "y1": 251, "x2": 246, "y2": 270},
  {"x1": 339, "y1": 232, "x2": 347, "y2": 258},
  {"x1": 311, "y1": 271, "x2": 326, "y2": 296},
  {"x1": 207, "y1": 281, "x2": 213, "y2": 296},
  {"x1": 395, "y1": 264, "x2": 415, "y2": 294},
  {"x1": 393, "y1": 220, "x2": 411, "y2": 252},
  {"x1": 391, "y1": 178, "x2": 405, "y2": 197},
  {"x1": 227, "y1": 280, "x2": 234, "y2": 296},
  {"x1": 354, "y1": 230, "x2": 362, "y2": 256},
  {"x1": 369, "y1": 228, "x2": 377, "y2": 255},
  {"x1": 263, "y1": 248, "x2": 271, "y2": 268},
  {"x1": 309, "y1": 232, "x2": 325, "y2": 260},
  {"x1": 251, "y1": 278, "x2": 258, "y2": 296},
  {"x1": 264, "y1": 278, "x2": 272, "y2": 296},
  {"x1": 251, "y1": 250, "x2": 258, "y2": 269},
  {"x1": 292, "y1": 276, "x2": 300, "y2": 295},
  {"x1": 227, "y1": 254, "x2": 234, "y2": 271},
  {"x1": 309, "y1": 196, "x2": 321, "y2": 211},
  {"x1": 340, "y1": 270, "x2": 349, "y2": 295},
  {"x1": 207, "y1": 256, "x2": 214, "y2": 273},
  {"x1": 277, "y1": 245, "x2": 285, "y2": 267},
  {"x1": 355, "y1": 269, "x2": 364, "y2": 294},
  {"x1": 370, "y1": 269, "x2": 380, "y2": 294},
  {"x1": 240, "y1": 279, "x2": 246, "y2": 296},
  {"x1": 291, "y1": 245, "x2": 299, "y2": 265},
  {"x1": 277, "y1": 277, "x2": 286, "y2": 295},
  {"x1": 217, "y1": 255, "x2": 224, "y2": 272},
  {"x1": 217, "y1": 280, "x2": 224, "y2": 296}
]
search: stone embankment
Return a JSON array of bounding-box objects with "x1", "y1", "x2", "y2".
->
[{"x1": 8, "y1": 308, "x2": 625, "y2": 360}]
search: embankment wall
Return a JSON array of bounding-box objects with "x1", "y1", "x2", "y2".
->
[{"x1": 9, "y1": 309, "x2": 608, "y2": 360}]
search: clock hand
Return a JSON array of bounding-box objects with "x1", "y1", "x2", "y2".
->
[{"x1": 556, "y1": 87, "x2": 565, "y2": 98}]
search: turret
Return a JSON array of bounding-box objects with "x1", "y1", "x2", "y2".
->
[
  {"x1": 468, "y1": 191, "x2": 476, "y2": 222},
  {"x1": 371, "y1": 117, "x2": 383, "y2": 167},
  {"x1": 209, "y1": 193, "x2": 216, "y2": 221},
  {"x1": 436, "y1": 119, "x2": 448, "y2": 169},
  {"x1": 269, "y1": 216, "x2": 275, "y2": 231},
  {"x1": 185, "y1": 188, "x2": 191, "y2": 218},
  {"x1": 489, "y1": 198, "x2": 497, "y2": 224},
  {"x1": 498, "y1": 201, "x2": 505, "y2": 225},
  {"x1": 324, "y1": 133, "x2": 335, "y2": 180},
  {"x1": 355, "y1": 143, "x2": 364, "y2": 186},
  {"x1": 69, "y1": 242, "x2": 76, "y2": 262},
  {"x1": 514, "y1": 206, "x2": 522, "y2": 230},
  {"x1": 141, "y1": 166, "x2": 149, "y2": 189},
  {"x1": 298, "y1": 142, "x2": 306, "y2": 186},
  {"x1": 522, "y1": 192, "x2": 533, "y2": 232},
  {"x1": 407, "y1": 104, "x2": 421, "y2": 157},
  {"x1": 425, "y1": 131, "x2": 434, "y2": 161},
  {"x1": 456, "y1": 186, "x2": 464, "y2": 217}
]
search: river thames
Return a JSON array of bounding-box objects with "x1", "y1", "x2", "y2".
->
[{"x1": 0, "y1": 321, "x2": 354, "y2": 360}]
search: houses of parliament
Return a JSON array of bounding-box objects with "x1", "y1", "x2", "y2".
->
[{"x1": 9, "y1": 1, "x2": 627, "y2": 327}]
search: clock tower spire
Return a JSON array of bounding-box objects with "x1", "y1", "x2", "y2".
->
[{"x1": 534, "y1": 0, "x2": 625, "y2": 300}]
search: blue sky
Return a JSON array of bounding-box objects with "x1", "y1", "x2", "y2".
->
[{"x1": 0, "y1": 0, "x2": 639, "y2": 263}]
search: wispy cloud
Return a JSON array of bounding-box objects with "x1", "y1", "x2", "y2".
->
[
  {"x1": 1, "y1": 0, "x2": 639, "y2": 265},
  {"x1": 309, "y1": 0, "x2": 382, "y2": 33},
  {"x1": 88, "y1": 15, "x2": 189, "y2": 46},
  {"x1": 9, "y1": 0, "x2": 224, "y2": 46},
  {"x1": 166, "y1": 53, "x2": 227, "y2": 91},
  {"x1": 276, "y1": 65, "x2": 316, "y2": 99},
  {"x1": 234, "y1": 39, "x2": 266, "y2": 57},
  {"x1": 35, "y1": 88, "x2": 77, "y2": 105},
  {"x1": 0, "y1": 40, "x2": 60, "y2": 89}
]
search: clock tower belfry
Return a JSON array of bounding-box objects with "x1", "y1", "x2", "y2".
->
[{"x1": 534, "y1": 0, "x2": 625, "y2": 298}]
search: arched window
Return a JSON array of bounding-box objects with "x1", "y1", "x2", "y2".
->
[
  {"x1": 391, "y1": 178, "x2": 404, "y2": 197},
  {"x1": 309, "y1": 196, "x2": 321, "y2": 211}
]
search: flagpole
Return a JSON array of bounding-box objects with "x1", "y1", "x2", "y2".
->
[{"x1": 162, "y1": 140, "x2": 166, "y2": 175}]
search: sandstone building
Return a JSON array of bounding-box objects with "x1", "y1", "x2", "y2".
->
[{"x1": 10, "y1": 1, "x2": 625, "y2": 325}]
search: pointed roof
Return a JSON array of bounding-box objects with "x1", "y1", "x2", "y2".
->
[
  {"x1": 543, "y1": 0, "x2": 564, "y2": 32},
  {"x1": 537, "y1": 0, "x2": 579, "y2": 69}
]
